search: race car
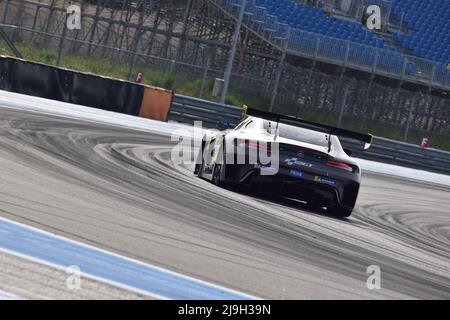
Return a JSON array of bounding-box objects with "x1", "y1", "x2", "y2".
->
[{"x1": 194, "y1": 108, "x2": 372, "y2": 217}]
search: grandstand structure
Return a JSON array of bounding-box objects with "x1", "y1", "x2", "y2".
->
[
  {"x1": 209, "y1": 0, "x2": 450, "y2": 141},
  {"x1": 216, "y1": 0, "x2": 449, "y2": 88},
  {"x1": 0, "y1": 0, "x2": 449, "y2": 142}
]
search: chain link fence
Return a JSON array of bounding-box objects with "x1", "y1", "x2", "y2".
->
[{"x1": 1, "y1": 0, "x2": 449, "y2": 149}]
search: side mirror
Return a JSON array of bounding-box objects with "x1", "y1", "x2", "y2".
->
[
  {"x1": 217, "y1": 121, "x2": 230, "y2": 131},
  {"x1": 343, "y1": 148, "x2": 353, "y2": 157}
]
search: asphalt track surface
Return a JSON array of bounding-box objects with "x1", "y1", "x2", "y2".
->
[{"x1": 0, "y1": 108, "x2": 449, "y2": 299}]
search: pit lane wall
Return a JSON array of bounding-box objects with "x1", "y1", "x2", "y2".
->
[{"x1": 0, "y1": 55, "x2": 172, "y2": 122}]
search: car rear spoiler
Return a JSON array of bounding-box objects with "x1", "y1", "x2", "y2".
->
[{"x1": 242, "y1": 106, "x2": 373, "y2": 150}]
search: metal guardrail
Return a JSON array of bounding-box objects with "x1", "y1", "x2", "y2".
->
[
  {"x1": 340, "y1": 137, "x2": 450, "y2": 175},
  {"x1": 170, "y1": 94, "x2": 243, "y2": 128},
  {"x1": 168, "y1": 94, "x2": 450, "y2": 175}
]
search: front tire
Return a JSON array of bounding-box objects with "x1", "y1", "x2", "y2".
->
[
  {"x1": 211, "y1": 137, "x2": 227, "y2": 187},
  {"x1": 194, "y1": 139, "x2": 206, "y2": 176},
  {"x1": 194, "y1": 160, "x2": 203, "y2": 176}
]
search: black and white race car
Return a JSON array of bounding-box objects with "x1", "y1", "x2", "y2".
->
[{"x1": 194, "y1": 108, "x2": 372, "y2": 217}]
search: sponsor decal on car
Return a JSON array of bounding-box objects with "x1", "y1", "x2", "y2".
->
[
  {"x1": 314, "y1": 176, "x2": 337, "y2": 186},
  {"x1": 288, "y1": 169, "x2": 304, "y2": 179},
  {"x1": 284, "y1": 158, "x2": 313, "y2": 168}
]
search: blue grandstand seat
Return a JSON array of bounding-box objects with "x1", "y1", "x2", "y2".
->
[
  {"x1": 220, "y1": 0, "x2": 450, "y2": 81},
  {"x1": 390, "y1": 0, "x2": 449, "y2": 64},
  {"x1": 253, "y1": 0, "x2": 393, "y2": 51}
]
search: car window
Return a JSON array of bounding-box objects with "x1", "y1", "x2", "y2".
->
[
  {"x1": 263, "y1": 121, "x2": 329, "y2": 147},
  {"x1": 244, "y1": 120, "x2": 253, "y2": 129},
  {"x1": 234, "y1": 120, "x2": 248, "y2": 130}
]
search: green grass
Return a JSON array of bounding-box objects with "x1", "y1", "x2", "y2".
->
[{"x1": 1, "y1": 41, "x2": 449, "y2": 151}]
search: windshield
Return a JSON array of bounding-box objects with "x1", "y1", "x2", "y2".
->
[{"x1": 263, "y1": 121, "x2": 330, "y2": 147}]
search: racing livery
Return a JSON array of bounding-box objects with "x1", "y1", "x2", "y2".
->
[{"x1": 195, "y1": 108, "x2": 372, "y2": 217}]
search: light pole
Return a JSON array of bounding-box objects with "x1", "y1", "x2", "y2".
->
[
  {"x1": 269, "y1": 28, "x2": 290, "y2": 112},
  {"x1": 220, "y1": 0, "x2": 247, "y2": 104}
]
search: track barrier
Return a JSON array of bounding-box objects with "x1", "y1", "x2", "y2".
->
[{"x1": 0, "y1": 55, "x2": 172, "y2": 122}]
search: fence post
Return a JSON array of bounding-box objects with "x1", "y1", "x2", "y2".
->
[
  {"x1": 220, "y1": 0, "x2": 247, "y2": 104},
  {"x1": 2, "y1": 0, "x2": 11, "y2": 24},
  {"x1": 127, "y1": 2, "x2": 145, "y2": 81},
  {"x1": 314, "y1": 36, "x2": 320, "y2": 59},
  {"x1": 403, "y1": 95, "x2": 416, "y2": 142},
  {"x1": 87, "y1": 0, "x2": 101, "y2": 56},
  {"x1": 198, "y1": 54, "x2": 211, "y2": 98},
  {"x1": 343, "y1": 41, "x2": 350, "y2": 67},
  {"x1": 337, "y1": 84, "x2": 349, "y2": 128},
  {"x1": 269, "y1": 29, "x2": 290, "y2": 112},
  {"x1": 56, "y1": 13, "x2": 68, "y2": 66},
  {"x1": 372, "y1": 48, "x2": 379, "y2": 72},
  {"x1": 127, "y1": 39, "x2": 141, "y2": 81},
  {"x1": 176, "y1": 0, "x2": 194, "y2": 62},
  {"x1": 43, "y1": 0, "x2": 56, "y2": 46},
  {"x1": 401, "y1": 58, "x2": 407, "y2": 81},
  {"x1": 429, "y1": 64, "x2": 436, "y2": 86},
  {"x1": 29, "y1": 1, "x2": 40, "y2": 43}
]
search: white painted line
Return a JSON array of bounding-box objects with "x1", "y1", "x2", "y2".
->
[
  {"x1": 0, "y1": 247, "x2": 167, "y2": 300},
  {"x1": 0, "y1": 216, "x2": 259, "y2": 300},
  {"x1": 0, "y1": 289, "x2": 25, "y2": 300}
]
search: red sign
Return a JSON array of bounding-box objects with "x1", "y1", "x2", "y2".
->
[
  {"x1": 420, "y1": 137, "x2": 429, "y2": 148},
  {"x1": 135, "y1": 71, "x2": 143, "y2": 83}
]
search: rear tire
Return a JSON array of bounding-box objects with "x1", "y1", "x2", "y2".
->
[
  {"x1": 328, "y1": 206, "x2": 353, "y2": 218},
  {"x1": 308, "y1": 198, "x2": 326, "y2": 212},
  {"x1": 212, "y1": 163, "x2": 224, "y2": 187}
]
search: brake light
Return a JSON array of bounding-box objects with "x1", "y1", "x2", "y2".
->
[
  {"x1": 245, "y1": 141, "x2": 271, "y2": 153},
  {"x1": 326, "y1": 161, "x2": 353, "y2": 172}
]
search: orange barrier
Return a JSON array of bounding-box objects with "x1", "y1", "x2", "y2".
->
[{"x1": 138, "y1": 86, "x2": 173, "y2": 122}]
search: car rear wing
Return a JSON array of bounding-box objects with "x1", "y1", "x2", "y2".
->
[{"x1": 242, "y1": 106, "x2": 373, "y2": 150}]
